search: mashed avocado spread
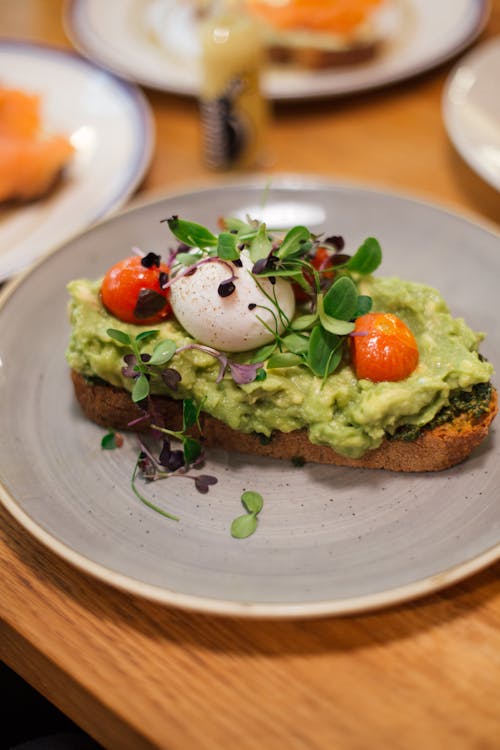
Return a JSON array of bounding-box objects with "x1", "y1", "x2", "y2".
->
[{"x1": 66, "y1": 276, "x2": 493, "y2": 459}]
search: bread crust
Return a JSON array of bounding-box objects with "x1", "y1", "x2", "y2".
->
[{"x1": 71, "y1": 370, "x2": 498, "y2": 473}]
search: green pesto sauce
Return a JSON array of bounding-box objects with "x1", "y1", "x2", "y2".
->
[{"x1": 66, "y1": 276, "x2": 494, "y2": 459}]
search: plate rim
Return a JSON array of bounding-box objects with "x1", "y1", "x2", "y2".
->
[
  {"x1": 442, "y1": 36, "x2": 500, "y2": 192},
  {"x1": 0, "y1": 174, "x2": 499, "y2": 619},
  {"x1": 63, "y1": 0, "x2": 492, "y2": 100},
  {"x1": 0, "y1": 37, "x2": 155, "y2": 281}
]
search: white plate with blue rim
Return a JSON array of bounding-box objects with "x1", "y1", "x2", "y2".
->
[
  {"x1": 64, "y1": 0, "x2": 490, "y2": 100},
  {"x1": 0, "y1": 40, "x2": 153, "y2": 283},
  {"x1": 0, "y1": 175, "x2": 498, "y2": 618},
  {"x1": 443, "y1": 36, "x2": 500, "y2": 192}
]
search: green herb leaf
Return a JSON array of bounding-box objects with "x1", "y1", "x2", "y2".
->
[
  {"x1": 317, "y1": 295, "x2": 355, "y2": 336},
  {"x1": 276, "y1": 225, "x2": 311, "y2": 259},
  {"x1": 255, "y1": 369, "x2": 267, "y2": 381},
  {"x1": 249, "y1": 222, "x2": 272, "y2": 262},
  {"x1": 307, "y1": 325, "x2": 342, "y2": 378},
  {"x1": 241, "y1": 490, "x2": 263, "y2": 514},
  {"x1": 222, "y1": 216, "x2": 250, "y2": 233},
  {"x1": 322, "y1": 276, "x2": 358, "y2": 321},
  {"x1": 246, "y1": 342, "x2": 277, "y2": 364},
  {"x1": 217, "y1": 231, "x2": 240, "y2": 260},
  {"x1": 132, "y1": 456, "x2": 179, "y2": 521},
  {"x1": 132, "y1": 373, "x2": 150, "y2": 402},
  {"x1": 135, "y1": 329, "x2": 160, "y2": 343},
  {"x1": 149, "y1": 338, "x2": 177, "y2": 366},
  {"x1": 267, "y1": 352, "x2": 303, "y2": 369},
  {"x1": 176, "y1": 250, "x2": 203, "y2": 266},
  {"x1": 167, "y1": 217, "x2": 218, "y2": 248},
  {"x1": 347, "y1": 237, "x2": 382, "y2": 275},
  {"x1": 183, "y1": 436, "x2": 202, "y2": 465},
  {"x1": 107, "y1": 328, "x2": 131, "y2": 345},
  {"x1": 291, "y1": 313, "x2": 318, "y2": 331},
  {"x1": 281, "y1": 332, "x2": 310, "y2": 355},
  {"x1": 182, "y1": 398, "x2": 198, "y2": 430},
  {"x1": 355, "y1": 295, "x2": 372, "y2": 317},
  {"x1": 101, "y1": 431, "x2": 118, "y2": 450},
  {"x1": 231, "y1": 513, "x2": 258, "y2": 539}
]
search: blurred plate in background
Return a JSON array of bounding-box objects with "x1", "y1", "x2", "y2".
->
[
  {"x1": 0, "y1": 41, "x2": 153, "y2": 282},
  {"x1": 65, "y1": 0, "x2": 490, "y2": 100},
  {"x1": 443, "y1": 36, "x2": 500, "y2": 192}
]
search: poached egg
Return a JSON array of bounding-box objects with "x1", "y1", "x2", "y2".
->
[{"x1": 169, "y1": 250, "x2": 295, "y2": 352}]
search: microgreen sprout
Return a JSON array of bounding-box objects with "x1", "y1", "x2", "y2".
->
[
  {"x1": 231, "y1": 491, "x2": 264, "y2": 539},
  {"x1": 101, "y1": 430, "x2": 123, "y2": 450}
]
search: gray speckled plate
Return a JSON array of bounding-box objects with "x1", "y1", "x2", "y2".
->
[{"x1": 0, "y1": 176, "x2": 499, "y2": 618}]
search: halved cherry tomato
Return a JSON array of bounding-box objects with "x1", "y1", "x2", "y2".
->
[
  {"x1": 293, "y1": 246, "x2": 336, "y2": 301},
  {"x1": 101, "y1": 255, "x2": 171, "y2": 325},
  {"x1": 351, "y1": 312, "x2": 419, "y2": 382}
]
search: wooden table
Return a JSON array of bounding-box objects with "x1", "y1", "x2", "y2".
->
[{"x1": 1, "y1": 2, "x2": 500, "y2": 749}]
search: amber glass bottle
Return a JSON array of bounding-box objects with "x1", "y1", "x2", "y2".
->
[{"x1": 199, "y1": 0, "x2": 268, "y2": 170}]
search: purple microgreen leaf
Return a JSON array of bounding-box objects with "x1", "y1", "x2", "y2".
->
[
  {"x1": 107, "y1": 328, "x2": 131, "y2": 346},
  {"x1": 161, "y1": 368, "x2": 182, "y2": 391},
  {"x1": 227, "y1": 361, "x2": 264, "y2": 385},
  {"x1": 132, "y1": 373, "x2": 150, "y2": 403},
  {"x1": 122, "y1": 353, "x2": 138, "y2": 378},
  {"x1": 133, "y1": 289, "x2": 168, "y2": 320},
  {"x1": 194, "y1": 475, "x2": 218, "y2": 494},
  {"x1": 325, "y1": 235, "x2": 345, "y2": 251}
]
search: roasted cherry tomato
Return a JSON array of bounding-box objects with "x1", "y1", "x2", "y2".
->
[
  {"x1": 293, "y1": 246, "x2": 336, "y2": 301},
  {"x1": 101, "y1": 255, "x2": 171, "y2": 325},
  {"x1": 351, "y1": 312, "x2": 419, "y2": 382}
]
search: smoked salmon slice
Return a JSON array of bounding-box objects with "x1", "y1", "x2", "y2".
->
[{"x1": 0, "y1": 86, "x2": 74, "y2": 202}]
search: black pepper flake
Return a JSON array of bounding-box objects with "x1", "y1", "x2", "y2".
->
[
  {"x1": 233, "y1": 258, "x2": 243, "y2": 267},
  {"x1": 133, "y1": 288, "x2": 167, "y2": 319},
  {"x1": 159, "y1": 271, "x2": 169, "y2": 289},
  {"x1": 218, "y1": 280, "x2": 236, "y2": 298},
  {"x1": 141, "y1": 252, "x2": 161, "y2": 268},
  {"x1": 269, "y1": 276, "x2": 276, "y2": 285},
  {"x1": 248, "y1": 303, "x2": 257, "y2": 310}
]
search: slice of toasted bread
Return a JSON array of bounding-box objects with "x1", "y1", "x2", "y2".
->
[{"x1": 71, "y1": 370, "x2": 498, "y2": 473}]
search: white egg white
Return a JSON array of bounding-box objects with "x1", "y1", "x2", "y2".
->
[{"x1": 169, "y1": 251, "x2": 295, "y2": 352}]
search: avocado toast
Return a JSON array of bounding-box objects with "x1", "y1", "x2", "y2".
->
[{"x1": 67, "y1": 215, "x2": 497, "y2": 473}]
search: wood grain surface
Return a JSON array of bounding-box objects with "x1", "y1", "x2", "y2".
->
[{"x1": 1, "y1": 2, "x2": 500, "y2": 749}]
